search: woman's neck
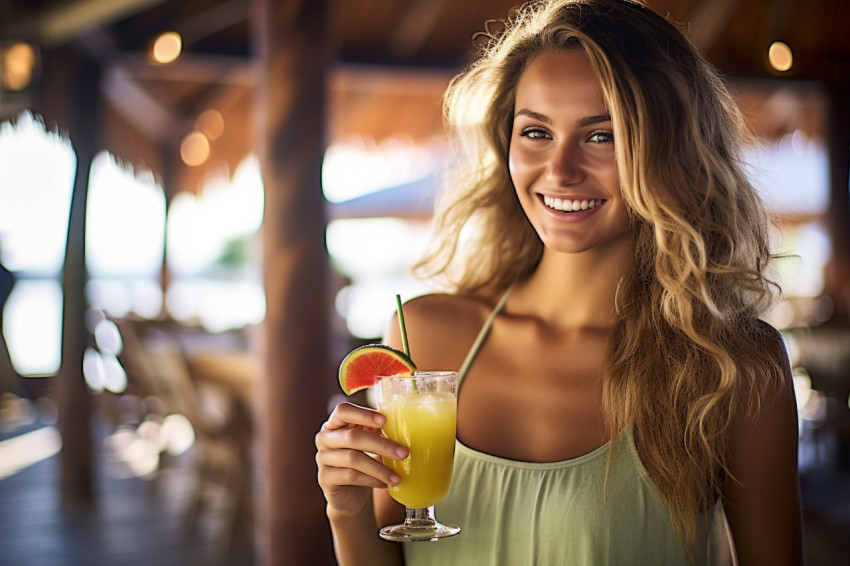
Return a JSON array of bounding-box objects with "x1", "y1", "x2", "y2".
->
[{"x1": 512, "y1": 237, "x2": 636, "y2": 330}]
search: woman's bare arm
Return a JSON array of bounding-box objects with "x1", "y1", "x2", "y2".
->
[
  {"x1": 724, "y1": 329, "x2": 804, "y2": 565},
  {"x1": 326, "y1": 497, "x2": 404, "y2": 566},
  {"x1": 316, "y1": 403, "x2": 406, "y2": 566}
]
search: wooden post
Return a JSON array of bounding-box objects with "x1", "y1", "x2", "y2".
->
[
  {"x1": 254, "y1": 0, "x2": 335, "y2": 564},
  {"x1": 51, "y1": 45, "x2": 100, "y2": 507},
  {"x1": 824, "y1": 83, "x2": 850, "y2": 324}
]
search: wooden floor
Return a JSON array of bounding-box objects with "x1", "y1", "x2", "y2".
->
[
  {"x1": 1, "y1": 394, "x2": 849, "y2": 566},
  {"x1": 0, "y1": 396, "x2": 255, "y2": 566}
]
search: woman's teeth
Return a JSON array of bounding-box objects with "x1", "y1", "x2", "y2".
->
[{"x1": 542, "y1": 196, "x2": 603, "y2": 212}]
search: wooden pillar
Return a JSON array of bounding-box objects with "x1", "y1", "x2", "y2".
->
[
  {"x1": 824, "y1": 82, "x2": 850, "y2": 324},
  {"x1": 254, "y1": 0, "x2": 335, "y2": 564},
  {"x1": 157, "y1": 139, "x2": 180, "y2": 312},
  {"x1": 50, "y1": 45, "x2": 100, "y2": 506}
]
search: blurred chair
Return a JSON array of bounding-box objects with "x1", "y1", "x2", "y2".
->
[{"x1": 115, "y1": 317, "x2": 254, "y2": 553}]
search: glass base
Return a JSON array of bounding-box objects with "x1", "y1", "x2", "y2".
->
[{"x1": 379, "y1": 506, "x2": 460, "y2": 542}]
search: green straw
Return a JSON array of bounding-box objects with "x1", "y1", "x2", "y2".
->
[
  {"x1": 396, "y1": 294, "x2": 416, "y2": 390},
  {"x1": 395, "y1": 294, "x2": 410, "y2": 358}
]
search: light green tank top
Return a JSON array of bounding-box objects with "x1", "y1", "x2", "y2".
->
[{"x1": 404, "y1": 287, "x2": 726, "y2": 565}]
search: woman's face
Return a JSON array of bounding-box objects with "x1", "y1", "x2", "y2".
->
[{"x1": 508, "y1": 49, "x2": 631, "y2": 255}]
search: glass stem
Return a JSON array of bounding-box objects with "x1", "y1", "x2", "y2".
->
[{"x1": 404, "y1": 506, "x2": 437, "y2": 526}]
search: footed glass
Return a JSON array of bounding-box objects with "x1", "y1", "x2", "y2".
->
[{"x1": 377, "y1": 371, "x2": 460, "y2": 542}]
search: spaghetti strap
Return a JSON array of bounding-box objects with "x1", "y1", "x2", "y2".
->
[{"x1": 457, "y1": 284, "x2": 514, "y2": 386}]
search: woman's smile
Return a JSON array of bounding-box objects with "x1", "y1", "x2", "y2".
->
[{"x1": 540, "y1": 195, "x2": 606, "y2": 215}]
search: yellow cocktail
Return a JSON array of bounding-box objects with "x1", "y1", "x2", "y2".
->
[
  {"x1": 381, "y1": 391, "x2": 457, "y2": 508},
  {"x1": 377, "y1": 371, "x2": 460, "y2": 541}
]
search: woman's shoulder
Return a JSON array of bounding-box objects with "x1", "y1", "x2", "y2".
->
[
  {"x1": 401, "y1": 290, "x2": 502, "y2": 336},
  {"x1": 384, "y1": 289, "x2": 506, "y2": 370},
  {"x1": 733, "y1": 318, "x2": 795, "y2": 418},
  {"x1": 405, "y1": 290, "x2": 497, "y2": 316},
  {"x1": 750, "y1": 319, "x2": 793, "y2": 382}
]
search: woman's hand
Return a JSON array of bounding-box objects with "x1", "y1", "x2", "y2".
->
[{"x1": 315, "y1": 402, "x2": 409, "y2": 518}]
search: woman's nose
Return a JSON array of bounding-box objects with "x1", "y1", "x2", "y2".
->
[{"x1": 546, "y1": 143, "x2": 583, "y2": 186}]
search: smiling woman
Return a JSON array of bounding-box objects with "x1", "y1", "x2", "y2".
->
[{"x1": 315, "y1": 1, "x2": 803, "y2": 565}]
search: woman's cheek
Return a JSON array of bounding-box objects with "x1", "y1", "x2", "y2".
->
[{"x1": 508, "y1": 148, "x2": 531, "y2": 188}]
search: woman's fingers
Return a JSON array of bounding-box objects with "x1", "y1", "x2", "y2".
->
[
  {"x1": 315, "y1": 402, "x2": 409, "y2": 504},
  {"x1": 318, "y1": 424, "x2": 408, "y2": 461},
  {"x1": 316, "y1": 447, "x2": 399, "y2": 490},
  {"x1": 321, "y1": 402, "x2": 385, "y2": 432}
]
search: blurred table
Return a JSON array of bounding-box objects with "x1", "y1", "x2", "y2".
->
[{"x1": 186, "y1": 351, "x2": 260, "y2": 402}]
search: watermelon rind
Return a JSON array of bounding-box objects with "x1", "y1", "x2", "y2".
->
[{"x1": 338, "y1": 344, "x2": 416, "y2": 395}]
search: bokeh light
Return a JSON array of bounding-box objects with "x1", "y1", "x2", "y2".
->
[
  {"x1": 151, "y1": 31, "x2": 182, "y2": 64},
  {"x1": 2, "y1": 42, "x2": 39, "y2": 91},
  {"x1": 180, "y1": 131, "x2": 211, "y2": 167},
  {"x1": 195, "y1": 109, "x2": 225, "y2": 141},
  {"x1": 769, "y1": 41, "x2": 793, "y2": 72}
]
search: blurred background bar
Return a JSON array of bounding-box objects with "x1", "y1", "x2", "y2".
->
[{"x1": 0, "y1": 0, "x2": 849, "y2": 565}]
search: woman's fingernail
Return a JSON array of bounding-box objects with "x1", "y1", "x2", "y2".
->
[
  {"x1": 395, "y1": 446, "x2": 408, "y2": 459},
  {"x1": 389, "y1": 474, "x2": 402, "y2": 485}
]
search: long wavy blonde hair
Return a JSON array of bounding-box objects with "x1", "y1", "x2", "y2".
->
[{"x1": 415, "y1": 0, "x2": 785, "y2": 555}]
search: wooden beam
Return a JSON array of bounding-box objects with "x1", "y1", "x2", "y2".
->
[
  {"x1": 101, "y1": 52, "x2": 255, "y2": 143},
  {"x1": 254, "y1": 0, "x2": 334, "y2": 563},
  {"x1": 1, "y1": 0, "x2": 168, "y2": 47},
  {"x1": 389, "y1": 0, "x2": 450, "y2": 57},
  {"x1": 177, "y1": 0, "x2": 249, "y2": 45},
  {"x1": 112, "y1": 53, "x2": 258, "y2": 86},
  {"x1": 103, "y1": 64, "x2": 180, "y2": 142},
  {"x1": 688, "y1": 0, "x2": 742, "y2": 52}
]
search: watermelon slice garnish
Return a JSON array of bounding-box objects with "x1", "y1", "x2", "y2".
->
[{"x1": 338, "y1": 344, "x2": 416, "y2": 395}]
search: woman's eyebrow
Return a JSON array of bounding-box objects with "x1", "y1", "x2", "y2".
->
[
  {"x1": 577, "y1": 114, "x2": 612, "y2": 127},
  {"x1": 514, "y1": 109, "x2": 612, "y2": 127},
  {"x1": 515, "y1": 108, "x2": 550, "y2": 123}
]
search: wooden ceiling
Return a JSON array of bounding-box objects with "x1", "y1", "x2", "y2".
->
[{"x1": 1, "y1": 0, "x2": 848, "y2": 193}]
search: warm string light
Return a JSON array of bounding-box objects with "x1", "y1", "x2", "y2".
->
[
  {"x1": 195, "y1": 109, "x2": 224, "y2": 141},
  {"x1": 150, "y1": 30, "x2": 212, "y2": 166},
  {"x1": 151, "y1": 31, "x2": 182, "y2": 64},
  {"x1": 180, "y1": 131, "x2": 210, "y2": 167},
  {"x1": 179, "y1": 110, "x2": 225, "y2": 167},
  {"x1": 2, "y1": 41, "x2": 39, "y2": 91},
  {"x1": 769, "y1": 41, "x2": 793, "y2": 72}
]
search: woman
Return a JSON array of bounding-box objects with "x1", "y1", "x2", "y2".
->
[{"x1": 315, "y1": 0, "x2": 803, "y2": 564}]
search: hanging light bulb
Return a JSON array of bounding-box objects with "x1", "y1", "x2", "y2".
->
[
  {"x1": 180, "y1": 131, "x2": 210, "y2": 167},
  {"x1": 768, "y1": 41, "x2": 793, "y2": 72},
  {"x1": 2, "y1": 41, "x2": 39, "y2": 90},
  {"x1": 151, "y1": 31, "x2": 182, "y2": 64}
]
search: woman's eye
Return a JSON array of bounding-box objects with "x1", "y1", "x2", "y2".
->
[
  {"x1": 587, "y1": 131, "x2": 614, "y2": 144},
  {"x1": 519, "y1": 127, "x2": 551, "y2": 140}
]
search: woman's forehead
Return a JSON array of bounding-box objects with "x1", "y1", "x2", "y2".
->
[{"x1": 514, "y1": 50, "x2": 607, "y2": 114}]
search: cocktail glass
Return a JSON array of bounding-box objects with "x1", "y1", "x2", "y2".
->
[{"x1": 377, "y1": 371, "x2": 460, "y2": 542}]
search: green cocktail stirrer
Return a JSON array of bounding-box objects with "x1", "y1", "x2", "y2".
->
[
  {"x1": 395, "y1": 293, "x2": 416, "y2": 390},
  {"x1": 395, "y1": 294, "x2": 410, "y2": 358}
]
